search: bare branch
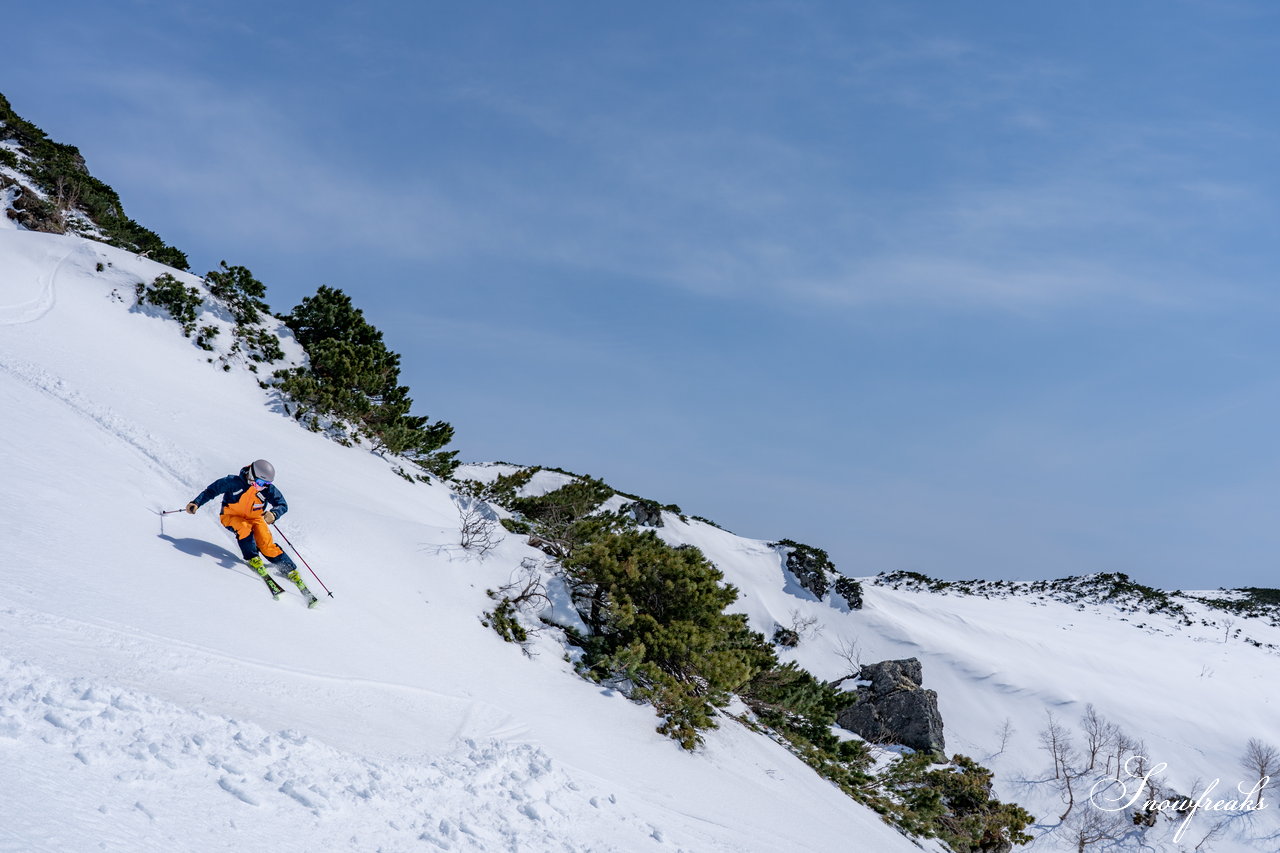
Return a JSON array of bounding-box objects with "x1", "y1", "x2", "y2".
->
[
  {"x1": 1243, "y1": 737, "x2": 1280, "y2": 784},
  {"x1": 1081, "y1": 704, "x2": 1119, "y2": 772},
  {"x1": 994, "y1": 717, "x2": 1015, "y2": 757},
  {"x1": 788, "y1": 608, "x2": 822, "y2": 642},
  {"x1": 457, "y1": 500, "x2": 501, "y2": 557},
  {"x1": 1063, "y1": 805, "x2": 1128, "y2": 852}
]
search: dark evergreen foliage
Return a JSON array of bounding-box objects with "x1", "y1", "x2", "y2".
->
[
  {"x1": 510, "y1": 477, "x2": 614, "y2": 525},
  {"x1": 277, "y1": 285, "x2": 457, "y2": 475},
  {"x1": 834, "y1": 576, "x2": 864, "y2": 610},
  {"x1": 1190, "y1": 586, "x2": 1280, "y2": 629},
  {"x1": 205, "y1": 261, "x2": 269, "y2": 325},
  {"x1": 563, "y1": 529, "x2": 773, "y2": 748},
  {"x1": 775, "y1": 539, "x2": 838, "y2": 599},
  {"x1": 881, "y1": 753, "x2": 1034, "y2": 852},
  {"x1": 772, "y1": 626, "x2": 800, "y2": 647},
  {"x1": 499, "y1": 517, "x2": 532, "y2": 535},
  {"x1": 195, "y1": 325, "x2": 220, "y2": 351},
  {"x1": 203, "y1": 261, "x2": 285, "y2": 364},
  {"x1": 455, "y1": 467, "x2": 537, "y2": 507},
  {"x1": 0, "y1": 92, "x2": 187, "y2": 268},
  {"x1": 481, "y1": 598, "x2": 528, "y2": 643},
  {"x1": 135, "y1": 273, "x2": 202, "y2": 336},
  {"x1": 469, "y1": 469, "x2": 1036, "y2": 849},
  {"x1": 876, "y1": 570, "x2": 1194, "y2": 624}
]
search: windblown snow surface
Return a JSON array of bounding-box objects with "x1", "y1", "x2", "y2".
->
[{"x1": 1, "y1": 219, "x2": 1278, "y2": 852}]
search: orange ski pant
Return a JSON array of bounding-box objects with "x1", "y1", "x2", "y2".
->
[{"x1": 220, "y1": 509, "x2": 284, "y2": 560}]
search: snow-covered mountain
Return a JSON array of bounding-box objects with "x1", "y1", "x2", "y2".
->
[
  {"x1": 0, "y1": 219, "x2": 930, "y2": 849},
  {"x1": 462, "y1": 462, "x2": 1280, "y2": 853},
  {"x1": 3, "y1": 110, "x2": 1279, "y2": 853}
]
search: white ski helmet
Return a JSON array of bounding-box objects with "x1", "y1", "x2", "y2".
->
[{"x1": 249, "y1": 459, "x2": 276, "y2": 483}]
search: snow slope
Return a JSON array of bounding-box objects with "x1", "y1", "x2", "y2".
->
[
  {"x1": 0, "y1": 224, "x2": 922, "y2": 852},
  {"x1": 5, "y1": 217, "x2": 1278, "y2": 853},
  {"x1": 455, "y1": 466, "x2": 1280, "y2": 851},
  {"x1": 652, "y1": 518, "x2": 1280, "y2": 852}
]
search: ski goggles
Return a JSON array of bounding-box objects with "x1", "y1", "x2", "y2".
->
[{"x1": 254, "y1": 478, "x2": 272, "y2": 487}]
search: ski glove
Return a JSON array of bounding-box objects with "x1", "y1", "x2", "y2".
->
[
  {"x1": 263, "y1": 511, "x2": 277, "y2": 524},
  {"x1": 185, "y1": 502, "x2": 199, "y2": 514}
]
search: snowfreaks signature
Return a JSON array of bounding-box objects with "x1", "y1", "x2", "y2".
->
[{"x1": 1089, "y1": 756, "x2": 1270, "y2": 842}]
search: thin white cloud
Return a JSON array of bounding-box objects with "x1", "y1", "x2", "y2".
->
[
  {"x1": 429, "y1": 29, "x2": 1245, "y2": 315},
  {"x1": 81, "y1": 71, "x2": 471, "y2": 261},
  {"x1": 73, "y1": 16, "x2": 1269, "y2": 319}
]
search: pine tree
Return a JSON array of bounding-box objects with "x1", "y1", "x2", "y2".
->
[
  {"x1": 563, "y1": 530, "x2": 770, "y2": 748},
  {"x1": 277, "y1": 285, "x2": 456, "y2": 474},
  {"x1": 203, "y1": 261, "x2": 283, "y2": 364},
  {"x1": 205, "y1": 261, "x2": 269, "y2": 326},
  {"x1": 135, "y1": 273, "x2": 202, "y2": 336},
  {"x1": 282, "y1": 285, "x2": 383, "y2": 350}
]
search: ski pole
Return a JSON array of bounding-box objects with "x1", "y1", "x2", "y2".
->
[
  {"x1": 155, "y1": 507, "x2": 185, "y2": 535},
  {"x1": 272, "y1": 523, "x2": 334, "y2": 598}
]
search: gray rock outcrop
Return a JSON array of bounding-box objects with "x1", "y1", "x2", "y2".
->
[
  {"x1": 624, "y1": 500, "x2": 664, "y2": 527},
  {"x1": 836, "y1": 658, "x2": 945, "y2": 755}
]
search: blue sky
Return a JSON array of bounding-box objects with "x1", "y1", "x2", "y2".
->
[{"x1": 6, "y1": 1, "x2": 1280, "y2": 589}]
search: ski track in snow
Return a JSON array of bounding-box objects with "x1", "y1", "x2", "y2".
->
[
  {"x1": 0, "y1": 352, "x2": 199, "y2": 488},
  {"x1": 0, "y1": 235, "x2": 199, "y2": 487},
  {"x1": 0, "y1": 240, "x2": 76, "y2": 326}
]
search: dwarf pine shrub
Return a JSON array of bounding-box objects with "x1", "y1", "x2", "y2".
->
[
  {"x1": 454, "y1": 467, "x2": 538, "y2": 507},
  {"x1": 195, "y1": 325, "x2": 220, "y2": 351},
  {"x1": 881, "y1": 753, "x2": 1035, "y2": 852},
  {"x1": 834, "y1": 576, "x2": 864, "y2": 609},
  {"x1": 0, "y1": 93, "x2": 187, "y2": 268},
  {"x1": 204, "y1": 261, "x2": 267, "y2": 325},
  {"x1": 510, "y1": 476, "x2": 614, "y2": 526},
  {"x1": 277, "y1": 285, "x2": 457, "y2": 476},
  {"x1": 775, "y1": 539, "x2": 838, "y2": 599},
  {"x1": 135, "y1": 273, "x2": 202, "y2": 336},
  {"x1": 563, "y1": 529, "x2": 773, "y2": 748}
]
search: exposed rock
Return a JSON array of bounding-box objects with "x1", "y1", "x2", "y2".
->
[
  {"x1": 623, "y1": 499, "x2": 664, "y2": 528},
  {"x1": 836, "y1": 658, "x2": 945, "y2": 755},
  {"x1": 862, "y1": 658, "x2": 923, "y2": 694},
  {"x1": 780, "y1": 541, "x2": 833, "y2": 599},
  {"x1": 8, "y1": 182, "x2": 64, "y2": 233}
]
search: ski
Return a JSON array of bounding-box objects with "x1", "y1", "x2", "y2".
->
[
  {"x1": 261, "y1": 574, "x2": 286, "y2": 600},
  {"x1": 248, "y1": 557, "x2": 286, "y2": 600},
  {"x1": 286, "y1": 570, "x2": 320, "y2": 608}
]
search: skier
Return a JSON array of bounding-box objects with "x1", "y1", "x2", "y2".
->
[{"x1": 185, "y1": 459, "x2": 317, "y2": 606}]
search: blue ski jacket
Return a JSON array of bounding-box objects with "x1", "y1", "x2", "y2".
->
[{"x1": 191, "y1": 465, "x2": 288, "y2": 520}]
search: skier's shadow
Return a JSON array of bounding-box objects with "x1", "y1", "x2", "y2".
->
[{"x1": 158, "y1": 534, "x2": 242, "y2": 570}]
